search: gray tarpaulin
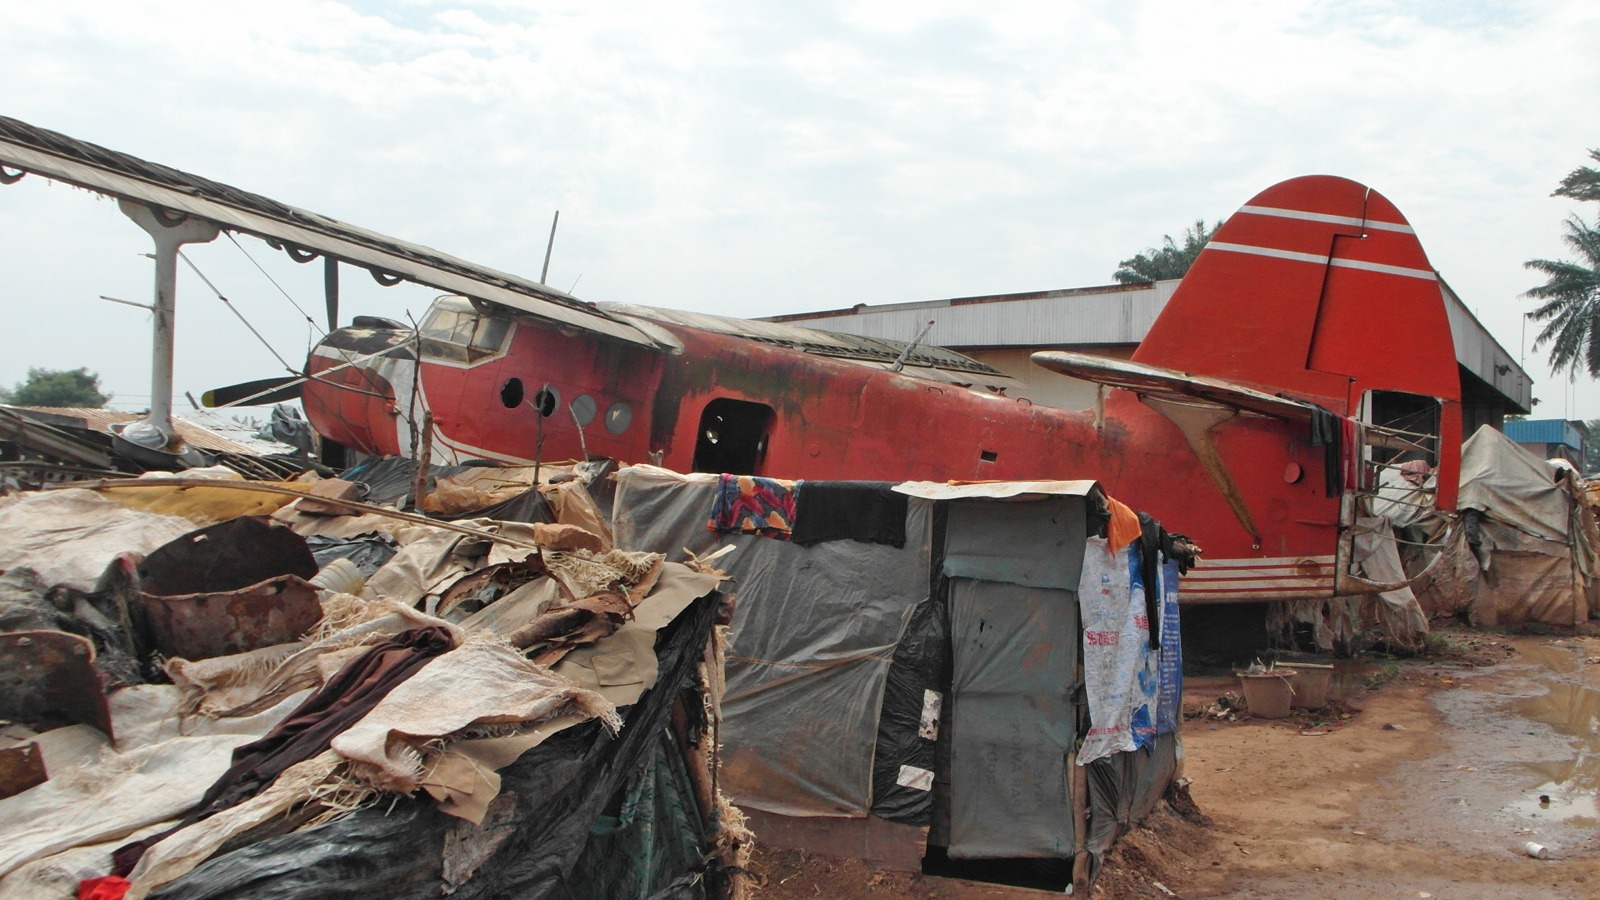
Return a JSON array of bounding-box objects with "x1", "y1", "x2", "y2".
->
[
  {"x1": 613, "y1": 466, "x2": 932, "y2": 818},
  {"x1": 1458, "y1": 425, "x2": 1572, "y2": 545},
  {"x1": 948, "y1": 578, "x2": 1078, "y2": 859},
  {"x1": 942, "y1": 498, "x2": 1087, "y2": 591},
  {"x1": 1457, "y1": 426, "x2": 1585, "y2": 626}
]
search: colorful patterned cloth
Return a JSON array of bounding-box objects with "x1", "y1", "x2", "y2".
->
[{"x1": 707, "y1": 474, "x2": 803, "y2": 539}]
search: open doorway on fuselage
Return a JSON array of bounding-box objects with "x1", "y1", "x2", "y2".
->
[{"x1": 691, "y1": 398, "x2": 774, "y2": 475}]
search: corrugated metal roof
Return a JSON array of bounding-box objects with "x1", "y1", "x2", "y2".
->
[
  {"x1": 1504, "y1": 418, "x2": 1583, "y2": 448},
  {"x1": 764, "y1": 282, "x2": 1178, "y2": 350},
  {"x1": 11, "y1": 407, "x2": 282, "y2": 455}
]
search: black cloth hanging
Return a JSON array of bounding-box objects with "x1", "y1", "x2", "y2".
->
[
  {"x1": 1308, "y1": 405, "x2": 1342, "y2": 498},
  {"x1": 1135, "y1": 513, "x2": 1164, "y2": 649},
  {"x1": 790, "y1": 481, "x2": 908, "y2": 548}
]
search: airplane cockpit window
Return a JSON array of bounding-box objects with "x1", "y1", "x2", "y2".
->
[
  {"x1": 1362, "y1": 390, "x2": 1442, "y2": 528},
  {"x1": 419, "y1": 298, "x2": 510, "y2": 363},
  {"x1": 1361, "y1": 390, "x2": 1441, "y2": 469}
]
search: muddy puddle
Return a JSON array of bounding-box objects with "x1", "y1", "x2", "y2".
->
[
  {"x1": 1505, "y1": 642, "x2": 1600, "y2": 828},
  {"x1": 1379, "y1": 636, "x2": 1600, "y2": 858}
]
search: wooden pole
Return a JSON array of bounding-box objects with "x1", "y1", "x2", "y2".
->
[{"x1": 411, "y1": 410, "x2": 434, "y2": 511}]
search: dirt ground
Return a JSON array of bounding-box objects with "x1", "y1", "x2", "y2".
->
[{"x1": 747, "y1": 625, "x2": 1600, "y2": 898}]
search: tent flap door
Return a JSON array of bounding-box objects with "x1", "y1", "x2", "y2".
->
[{"x1": 947, "y1": 577, "x2": 1078, "y2": 858}]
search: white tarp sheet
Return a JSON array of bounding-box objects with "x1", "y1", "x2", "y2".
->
[
  {"x1": 0, "y1": 490, "x2": 194, "y2": 593},
  {"x1": 1457, "y1": 425, "x2": 1584, "y2": 626}
]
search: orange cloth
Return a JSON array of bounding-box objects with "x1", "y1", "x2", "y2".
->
[{"x1": 1105, "y1": 496, "x2": 1141, "y2": 555}]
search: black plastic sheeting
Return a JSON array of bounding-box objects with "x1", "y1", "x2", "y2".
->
[
  {"x1": 869, "y1": 595, "x2": 948, "y2": 824},
  {"x1": 152, "y1": 592, "x2": 723, "y2": 900},
  {"x1": 557, "y1": 728, "x2": 708, "y2": 900},
  {"x1": 304, "y1": 534, "x2": 399, "y2": 579},
  {"x1": 259, "y1": 405, "x2": 315, "y2": 456},
  {"x1": 340, "y1": 457, "x2": 476, "y2": 508},
  {"x1": 1084, "y1": 731, "x2": 1179, "y2": 884}
]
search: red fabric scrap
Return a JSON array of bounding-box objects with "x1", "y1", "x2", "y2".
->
[{"x1": 78, "y1": 876, "x2": 131, "y2": 900}]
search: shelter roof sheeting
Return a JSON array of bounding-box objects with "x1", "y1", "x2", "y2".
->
[
  {"x1": 1458, "y1": 425, "x2": 1570, "y2": 544},
  {"x1": 5, "y1": 406, "x2": 285, "y2": 456}
]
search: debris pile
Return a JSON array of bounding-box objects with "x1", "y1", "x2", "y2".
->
[{"x1": 0, "y1": 458, "x2": 746, "y2": 900}]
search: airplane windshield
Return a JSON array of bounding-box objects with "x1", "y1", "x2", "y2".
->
[{"x1": 419, "y1": 302, "x2": 510, "y2": 362}]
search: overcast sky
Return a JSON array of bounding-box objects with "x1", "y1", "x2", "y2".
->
[{"x1": 1, "y1": 0, "x2": 1596, "y2": 422}]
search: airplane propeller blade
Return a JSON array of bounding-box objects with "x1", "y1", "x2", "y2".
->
[
  {"x1": 201, "y1": 375, "x2": 305, "y2": 408},
  {"x1": 324, "y1": 256, "x2": 339, "y2": 330}
]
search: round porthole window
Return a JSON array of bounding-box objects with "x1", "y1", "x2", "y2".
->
[
  {"x1": 533, "y1": 386, "x2": 559, "y2": 417},
  {"x1": 605, "y1": 401, "x2": 632, "y2": 435},
  {"x1": 570, "y1": 394, "x2": 597, "y2": 427},
  {"x1": 499, "y1": 378, "x2": 524, "y2": 409}
]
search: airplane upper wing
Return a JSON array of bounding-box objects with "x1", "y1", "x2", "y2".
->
[
  {"x1": 1030, "y1": 350, "x2": 1316, "y2": 421},
  {"x1": 0, "y1": 116, "x2": 671, "y2": 350},
  {"x1": 604, "y1": 301, "x2": 1021, "y2": 390}
]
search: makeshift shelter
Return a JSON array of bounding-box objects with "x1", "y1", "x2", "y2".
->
[
  {"x1": 1457, "y1": 425, "x2": 1599, "y2": 626},
  {"x1": 612, "y1": 466, "x2": 1195, "y2": 892},
  {"x1": 0, "y1": 466, "x2": 746, "y2": 900}
]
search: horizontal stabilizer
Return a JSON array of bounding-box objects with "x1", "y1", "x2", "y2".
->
[{"x1": 1030, "y1": 351, "x2": 1314, "y2": 421}]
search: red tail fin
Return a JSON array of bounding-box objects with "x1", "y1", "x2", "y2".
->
[{"x1": 1132, "y1": 175, "x2": 1460, "y2": 415}]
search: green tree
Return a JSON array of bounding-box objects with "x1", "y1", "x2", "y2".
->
[
  {"x1": 1525, "y1": 150, "x2": 1600, "y2": 379},
  {"x1": 0, "y1": 367, "x2": 111, "y2": 408},
  {"x1": 1553, "y1": 149, "x2": 1600, "y2": 203},
  {"x1": 1113, "y1": 219, "x2": 1222, "y2": 284}
]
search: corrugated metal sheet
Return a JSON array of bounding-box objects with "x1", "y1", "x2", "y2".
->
[
  {"x1": 0, "y1": 115, "x2": 667, "y2": 350},
  {"x1": 764, "y1": 282, "x2": 1175, "y2": 350},
  {"x1": 1440, "y1": 282, "x2": 1532, "y2": 412},
  {"x1": 12, "y1": 407, "x2": 279, "y2": 456},
  {"x1": 1504, "y1": 418, "x2": 1583, "y2": 448}
]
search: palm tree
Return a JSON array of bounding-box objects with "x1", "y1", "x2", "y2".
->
[
  {"x1": 1113, "y1": 219, "x2": 1221, "y2": 284},
  {"x1": 1525, "y1": 150, "x2": 1600, "y2": 379},
  {"x1": 1553, "y1": 149, "x2": 1600, "y2": 203}
]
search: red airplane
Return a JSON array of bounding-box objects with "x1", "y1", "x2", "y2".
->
[
  {"x1": 300, "y1": 176, "x2": 1460, "y2": 605},
  {"x1": 0, "y1": 117, "x2": 1458, "y2": 605}
]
